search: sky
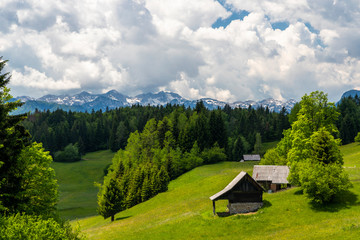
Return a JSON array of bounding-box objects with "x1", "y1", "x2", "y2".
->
[{"x1": 1, "y1": 0, "x2": 360, "y2": 102}]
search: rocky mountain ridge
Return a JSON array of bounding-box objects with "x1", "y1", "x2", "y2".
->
[{"x1": 12, "y1": 90, "x2": 297, "y2": 114}]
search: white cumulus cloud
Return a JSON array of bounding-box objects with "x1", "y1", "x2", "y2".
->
[
  {"x1": 11, "y1": 66, "x2": 80, "y2": 90},
  {"x1": 0, "y1": 0, "x2": 360, "y2": 102}
]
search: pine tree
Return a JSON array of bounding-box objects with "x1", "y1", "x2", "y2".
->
[
  {"x1": 157, "y1": 117, "x2": 173, "y2": 148},
  {"x1": 141, "y1": 175, "x2": 151, "y2": 202},
  {"x1": 179, "y1": 123, "x2": 194, "y2": 152},
  {"x1": 115, "y1": 121, "x2": 129, "y2": 150},
  {"x1": 209, "y1": 111, "x2": 217, "y2": 146},
  {"x1": 254, "y1": 132, "x2": 262, "y2": 154},
  {"x1": 157, "y1": 166, "x2": 170, "y2": 193},
  {"x1": 97, "y1": 178, "x2": 124, "y2": 222},
  {"x1": 195, "y1": 113, "x2": 210, "y2": 151},
  {"x1": 0, "y1": 58, "x2": 59, "y2": 217},
  {"x1": 125, "y1": 167, "x2": 143, "y2": 208},
  {"x1": 232, "y1": 136, "x2": 245, "y2": 161},
  {"x1": 108, "y1": 117, "x2": 118, "y2": 152},
  {"x1": 77, "y1": 136, "x2": 86, "y2": 156}
]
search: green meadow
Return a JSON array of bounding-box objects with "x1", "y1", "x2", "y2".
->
[
  {"x1": 52, "y1": 150, "x2": 115, "y2": 220},
  {"x1": 55, "y1": 144, "x2": 360, "y2": 239}
]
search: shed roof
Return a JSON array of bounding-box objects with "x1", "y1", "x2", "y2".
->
[
  {"x1": 209, "y1": 171, "x2": 264, "y2": 201},
  {"x1": 243, "y1": 154, "x2": 261, "y2": 161},
  {"x1": 252, "y1": 165, "x2": 290, "y2": 184}
]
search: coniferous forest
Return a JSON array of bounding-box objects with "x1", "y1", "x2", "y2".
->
[{"x1": 23, "y1": 103, "x2": 290, "y2": 160}]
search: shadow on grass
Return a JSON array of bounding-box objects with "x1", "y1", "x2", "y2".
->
[
  {"x1": 310, "y1": 190, "x2": 359, "y2": 212},
  {"x1": 262, "y1": 199, "x2": 272, "y2": 208},
  {"x1": 116, "y1": 215, "x2": 131, "y2": 221},
  {"x1": 294, "y1": 189, "x2": 303, "y2": 195},
  {"x1": 216, "y1": 200, "x2": 272, "y2": 217},
  {"x1": 216, "y1": 212, "x2": 231, "y2": 217}
]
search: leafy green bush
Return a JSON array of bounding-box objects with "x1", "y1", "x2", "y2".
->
[
  {"x1": 355, "y1": 132, "x2": 360, "y2": 143},
  {"x1": 0, "y1": 214, "x2": 85, "y2": 240},
  {"x1": 260, "y1": 148, "x2": 287, "y2": 165},
  {"x1": 54, "y1": 144, "x2": 81, "y2": 162},
  {"x1": 201, "y1": 143, "x2": 227, "y2": 164}
]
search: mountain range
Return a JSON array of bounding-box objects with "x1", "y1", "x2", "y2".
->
[{"x1": 12, "y1": 90, "x2": 298, "y2": 115}]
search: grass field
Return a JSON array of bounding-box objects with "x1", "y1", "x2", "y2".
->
[
  {"x1": 52, "y1": 150, "x2": 115, "y2": 220},
  {"x1": 73, "y1": 143, "x2": 360, "y2": 239}
]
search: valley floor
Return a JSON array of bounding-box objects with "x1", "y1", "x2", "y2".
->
[{"x1": 52, "y1": 150, "x2": 114, "y2": 220}]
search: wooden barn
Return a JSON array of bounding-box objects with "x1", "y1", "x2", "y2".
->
[
  {"x1": 242, "y1": 154, "x2": 261, "y2": 161},
  {"x1": 252, "y1": 165, "x2": 290, "y2": 192},
  {"x1": 210, "y1": 171, "x2": 264, "y2": 215}
]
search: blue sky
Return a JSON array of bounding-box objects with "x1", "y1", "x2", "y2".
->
[
  {"x1": 212, "y1": 1, "x2": 249, "y2": 29},
  {"x1": 212, "y1": 10, "x2": 249, "y2": 29},
  {"x1": 1, "y1": 0, "x2": 360, "y2": 102}
]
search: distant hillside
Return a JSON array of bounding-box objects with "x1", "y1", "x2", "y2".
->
[
  {"x1": 11, "y1": 90, "x2": 297, "y2": 114},
  {"x1": 75, "y1": 143, "x2": 360, "y2": 240},
  {"x1": 340, "y1": 89, "x2": 360, "y2": 99}
]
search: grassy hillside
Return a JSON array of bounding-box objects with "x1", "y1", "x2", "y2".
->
[
  {"x1": 75, "y1": 143, "x2": 360, "y2": 239},
  {"x1": 52, "y1": 150, "x2": 115, "y2": 220}
]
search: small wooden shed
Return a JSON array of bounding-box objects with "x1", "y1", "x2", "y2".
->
[
  {"x1": 209, "y1": 171, "x2": 264, "y2": 215},
  {"x1": 242, "y1": 154, "x2": 261, "y2": 161},
  {"x1": 253, "y1": 165, "x2": 290, "y2": 192}
]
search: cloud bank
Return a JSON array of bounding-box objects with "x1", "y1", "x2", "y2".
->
[{"x1": 1, "y1": 0, "x2": 360, "y2": 102}]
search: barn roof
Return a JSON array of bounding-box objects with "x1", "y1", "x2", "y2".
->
[
  {"x1": 252, "y1": 165, "x2": 290, "y2": 184},
  {"x1": 209, "y1": 171, "x2": 264, "y2": 201},
  {"x1": 243, "y1": 154, "x2": 261, "y2": 161}
]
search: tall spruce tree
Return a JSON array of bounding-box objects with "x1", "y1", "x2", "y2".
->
[
  {"x1": 0, "y1": 57, "x2": 30, "y2": 213},
  {"x1": 209, "y1": 110, "x2": 227, "y2": 148},
  {"x1": 0, "y1": 58, "x2": 59, "y2": 218},
  {"x1": 254, "y1": 132, "x2": 262, "y2": 154},
  {"x1": 97, "y1": 178, "x2": 124, "y2": 222}
]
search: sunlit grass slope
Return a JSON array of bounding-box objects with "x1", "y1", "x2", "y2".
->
[
  {"x1": 76, "y1": 144, "x2": 360, "y2": 240},
  {"x1": 52, "y1": 150, "x2": 115, "y2": 220}
]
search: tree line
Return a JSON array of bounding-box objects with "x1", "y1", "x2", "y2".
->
[
  {"x1": 336, "y1": 95, "x2": 360, "y2": 144},
  {"x1": 23, "y1": 101, "x2": 291, "y2": 162}
]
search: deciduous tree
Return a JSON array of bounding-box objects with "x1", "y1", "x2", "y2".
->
[
  {"x1": 298, "y1": 129, "x2": 351, "y2": 203},
  {"x1": 17, "y1": 142, "x2": 58, "y2": 216},
  {"x1": 266, "y1": 91, "x2": 350, "y2": 203}
]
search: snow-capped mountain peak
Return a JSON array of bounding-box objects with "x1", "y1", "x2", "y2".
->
[{"x1": 13, "y1": 90, "x2": 297, "y2": 114}]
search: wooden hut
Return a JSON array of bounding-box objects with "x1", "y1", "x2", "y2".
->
[
  {"x1": 252, "y1": 165, "x2": 290, "y2": 192},
  {"x1": 242, "y1": 154, "x2": 261, "y2": 161},
  {"x1": 210, "y1": 171, "x2": 264, "y2": 215}
]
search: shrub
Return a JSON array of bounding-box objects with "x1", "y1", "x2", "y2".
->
[
  {"x1": 355, "y1": 132, "x2": 360, "y2": 143},
  {"x1": 201, "y1": 144, "x2": 227, "y2": 164},
  {"x1": 260, "y1": 148, "x2": 287, "y2": 165},
  {"x1": 0, "y1": 214, "x2": 85, "y2": 240},
  {"x1": 54, "y1": 144, "x2": 81, "y2": 162}
]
